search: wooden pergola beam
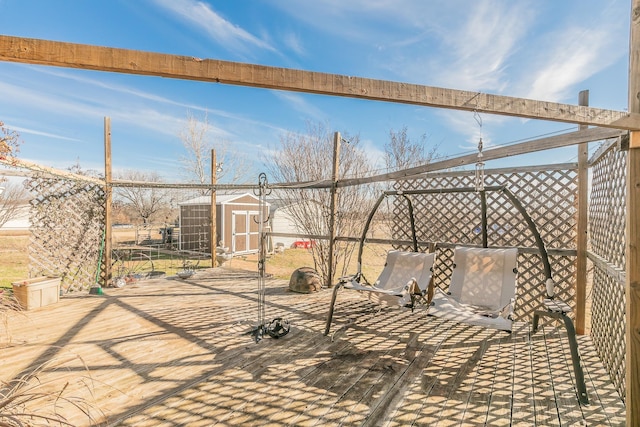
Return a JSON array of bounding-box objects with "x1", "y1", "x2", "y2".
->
[
  {"x1": 0, "y1": 156, "x2": 105, "y2": 185},
  {"x1": 626, "y1": 0, "x2": 640, "y2": 424},
  {"x1": 338, "y1": 127, "x2": 623, "y2": 188},
  {"x1": 272, "y1": 126, "x2": 623, "y2": 189},
  {"x1": 576, "y1": 90, "x2": 589, "y2": 335},
  {"x1": 0, "y1": 35, "x2": 639, "y2": 131}
]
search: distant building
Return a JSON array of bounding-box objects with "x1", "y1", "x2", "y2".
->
[
  {"x1": 268, "y1": 199, "x2": 324, "y2": 249},
  {"x1": 178, "y1": 193, "x2": 269, "y2": 255}
]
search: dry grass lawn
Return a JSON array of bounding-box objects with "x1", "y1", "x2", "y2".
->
[
  {"x1": 0, "y1": 230, "x2": 390, "y2": 289},
  {"x1": 0, "y1": 230, "x2": 29, "y2": 289},
  {"x1": 226, "y1": 243, "x2": 391, "y2": 282}
]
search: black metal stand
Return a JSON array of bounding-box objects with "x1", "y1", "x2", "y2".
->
[
  {"x1": 324, "y1": 281, "x2": 345, "y2": 336},
  {"x1": 533, "y1": 299, "x2": 589, "y2": 405}
]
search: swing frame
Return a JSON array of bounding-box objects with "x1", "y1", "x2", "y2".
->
[{"x1": 323, "y1": 184, "x2": 589, "y2": 404}]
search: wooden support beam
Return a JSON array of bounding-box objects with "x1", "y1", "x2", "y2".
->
[
  {"x1": 0, "y1": 168, "x2": 40, "y2": 177},
  {"x1": 627, "y1": 1, "x2": 640, "y2": 424},
  {"x1": 211, "y1": 149, "x2": 217, "y2": 268},
  {"x1": 326, "y1": 127, "x2": 623, "y2": 189},
  {"x1": 587, "y1": 250, "x2": 626, "y2": 286},
  {"x1": 274, "y1": 127, "x2": 621, "y2": 190},
  {"x1": 104, "y1": 117, "x2": 112, "y2": 287},
  {"x1": 326, "y1": 132, "x2": 340, "y2": 287},
  {"x1": 628, "y1": 137, "x2": 640, "y2": 421},
  {"x1": 0, "y1": 35, "x2": 639, "y2": 130},
  {"x1": 576, "y1": 91, "x2": 588, "y2": 335},
  {"x1": 0, "y1": 156, "x2": 105, "y2": 185}
]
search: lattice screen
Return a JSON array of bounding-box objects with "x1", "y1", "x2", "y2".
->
[
  {"x1": 178, "y1": 198, "x2": 212, "y2": 252},
  {"x1": 589, "y1": 145, "x2": 627, "y2": 269},
  {"x1": 589, "y1": 142, "x2": 627, "y2": 399},
  {"x1": 25, "y1": 176, "x2": 105, "y2": 293},
  {"x1": 392, "y1": 166, "x2": 577, "y2": 321}
]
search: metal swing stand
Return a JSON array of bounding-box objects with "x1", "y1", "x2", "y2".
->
[
  {"x1": 533, "y1": 300, "x2": 589, "y2": 404},
  {"x1": 323, "y1": 183, "x2": 590, "y2": 405},
  {"x1": 248, "y1": 173, "x2": 290, "y2": 343},
  {"x1": 477, "y1": 132, "x2": 586, "y2": 405}
]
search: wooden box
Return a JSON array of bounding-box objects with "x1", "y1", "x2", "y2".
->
[{"x1": 11, "y1": 276, "x2": 61, "y2": 310}]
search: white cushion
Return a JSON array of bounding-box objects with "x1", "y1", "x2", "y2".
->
[{"x1": 429, "y1": 246, "x2": 518, "y2": 332}]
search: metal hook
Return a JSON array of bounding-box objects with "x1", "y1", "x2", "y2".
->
[
  {"x1": 254, "y1": 213, "x2": 271, "y2": 224},
  {"x1": 254, "y1": 172, "x2": 272, "y2": 197},
  {"x1": 253, "y1": 172, "x2": 271, "y2": 223}
]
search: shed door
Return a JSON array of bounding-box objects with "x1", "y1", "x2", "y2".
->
[{"x1": 232, "y1": 211, "x2": 259, "y2": 253}]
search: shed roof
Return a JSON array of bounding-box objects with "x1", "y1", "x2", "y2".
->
[{"x1": 179, "y1": 192, "x2": 267, "y2": 206}]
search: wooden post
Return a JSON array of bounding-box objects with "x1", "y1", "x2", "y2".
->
[
  {"x1": 103, "y1": 117, "x2": 112, "y2": 287},
  {"x1": 627, "y1": 0, "x2": 640, "y2": 424},
  {"x1": 211, "y1": 149, "x2": 217, "y2": 268},
  {"x1": 576, "y1": 90, "x2": 589, "y2": 334},
  {"x1": 327, "y1": 132, "x2": 340, "y2": 287}
]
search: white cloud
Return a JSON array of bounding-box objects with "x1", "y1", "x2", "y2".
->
[
  {"x1": 524, "y1": 26, "x2": 624, "y2": 102},
  {"x1": 273, "y1": 92, "x2": 327, "y2": 122},
  {"x1": 8, "y1": 125, "x2": 83, "y2": 143},
  {"x1": 0, "y1": 80, "x2": 103, "y2": 121},
  {"x1": 35, "y1": 68, "x2": 191, "y2": 107},
  {"x1": 422, "y1": 2, "x2": 533, "y2": 92},
  {"x1": 270, "y1": 0, "x2": 532, "y2": 93},
  {"x1": 0, "y1": 67, "x2": 275, "y2": 143},
  {"x1": 359, "y1": 138, "x2": 387, "y2": 171},
  {"x1": 0, "y1": 79, "x2": 187, "y2": 141},
  {"x1": 150, "y1": 0, "x2": 277, "y2": 54},
  {"x1": 269, "y1": 0, "x2": 625, "y2": 107},
  {"x1": 270, "y1": 0, "x2": 437, "y2": 45},
  {"x1": 282, "y1": 31, "x2": 305, "y2": 56}
]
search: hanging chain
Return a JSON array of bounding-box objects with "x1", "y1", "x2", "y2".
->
[{"x1": 474, "y1": 111, "x2": 485, "y2": 192}]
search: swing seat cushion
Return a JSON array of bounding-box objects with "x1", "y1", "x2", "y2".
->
[
  {"x1": 345, "y1": 250, "x2": 435, "y2": 307},
  {"x1": 429, "y1": 246, "x2": 518, "y2": 331}
]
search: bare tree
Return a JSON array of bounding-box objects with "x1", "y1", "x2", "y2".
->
[
  {"x1": 0, "y1": 121, "x2": 22, "y2": 160},
  {"x1": 266, "y1": 121, "x2": 375, "y2": 284},
  {"x1": 0, "y1": 177, "x2": 27, "y2": 229},
  {"x1": 384, "y1": 126, "x2": 438, "y2": 171},
  {"x1": 67, "y1": 158, "x2": 102, "y2": 179},
  {"x1": 179, "y1": 111, "x2": 251, "y2": 190},
  {"x1": 0, "y1": 122, "x2": 27, "y2": 228},
  {"x1": 114, "y1": 171, "x2": 169, "y2": 224}
]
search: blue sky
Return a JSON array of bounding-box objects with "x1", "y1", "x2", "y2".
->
[{"x1": 0, "y1": 0, "x2": 632, "y2": 183}]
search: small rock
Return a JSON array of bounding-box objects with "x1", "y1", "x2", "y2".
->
[{"x1": 288, "y1": 267, "x2": 322, "y2": 293}]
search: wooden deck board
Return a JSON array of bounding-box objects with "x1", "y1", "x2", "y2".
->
[
  {"x1": 530, "y1": 324, "x2": 562, "y2": 426},
  {"x1": 0, "y1": 268, "x2": 626, "y2": 426},
  {"x1": 509, "y1": 323, "x2": 537, "y2": 425},
  {"x1": 544, "y1": 326, "x2": 587, "y2": 426}
]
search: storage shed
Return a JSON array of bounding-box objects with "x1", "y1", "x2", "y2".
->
[{"x1": 179, "y1": 193, "x2": 269, "y2": 255}]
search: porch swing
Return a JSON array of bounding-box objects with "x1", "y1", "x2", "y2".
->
[
  {"x1": 323, "y1": 153, "x2": 589, "y2": 404},
  {"x1": 323, "y1": 185, "x2": 530, "y2": 334}
]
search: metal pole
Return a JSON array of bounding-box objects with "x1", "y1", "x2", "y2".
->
[{"x1": 327, "y1": 132, "x2": 340, "y2": 287}]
